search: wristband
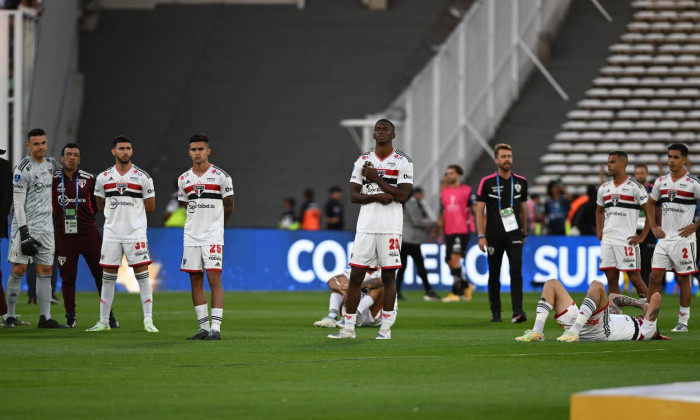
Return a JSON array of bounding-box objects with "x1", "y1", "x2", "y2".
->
[{"x1": 478, "y1": 234, "x2": 485, "y2": 239}]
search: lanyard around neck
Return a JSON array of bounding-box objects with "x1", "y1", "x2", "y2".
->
[
  {"x1": 496, "y1": 173, "x2": 513, "y2": 210},
  {"x1": 61, "y1": 172, "x2": 79, "y2": 214}
]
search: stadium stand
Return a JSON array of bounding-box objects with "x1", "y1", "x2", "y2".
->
[{"x1": 529, "y1": 0, "x2": 700, "y2": 195}]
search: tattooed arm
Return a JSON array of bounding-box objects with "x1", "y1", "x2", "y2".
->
[
  {"x1": 361, "y1": 277, "x2": 384, "y2": 290},
  {"x1": 609, "y1": 293, "x2": 647, "y2": 310}
]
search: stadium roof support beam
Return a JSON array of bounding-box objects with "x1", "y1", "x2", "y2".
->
[
  {"x1": 517, "y1": 38, "x2": 569, "y2": 102},
  {"x1": 590, "y1": 0, "x2": 613, "y2": 23}
]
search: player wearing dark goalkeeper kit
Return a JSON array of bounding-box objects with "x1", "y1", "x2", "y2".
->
[{"x1": 4, "y1": 128, "x2": 67, "y2": 329}]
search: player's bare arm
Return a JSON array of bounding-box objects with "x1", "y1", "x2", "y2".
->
[
  {"x1": 475, "y1": 201, "x2": 488, "y2": 252},
  {"x1": 360, "y1": 164, "x2": 412, "y2": 203},
  {"x1": 96, "y1": 196, "x2": 105, "y2": 213},
  {"x1": 144, "y1": 196, "x2": 155, "y2": 213},
  {"x1": 349, "y1": 182, "x2": 393, "y2": 205},
  {"x1": 327, "y1": 274, "x2": 349, "y2": 293},
  {"x1": 595, "y1": 204, "x2": 605, "y2": 241},
  {"x1": 609, "y1": 293, "x2": 646, "y2": 310},
  {"x1": 628, "y1": 218, "x2": 649, "y2": 245},
  {"x1": 223, "y1": 195, "x2": 234, "y2": 223},
  {"x1": 360, "y1": 277, "x2": 383, "y2": 290},
  {"x1": 646, "y1": 197, "x2": 665, "y2": 239}
]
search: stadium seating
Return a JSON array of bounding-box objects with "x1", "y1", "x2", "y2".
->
[{"x1": 534, "y1": 0, "x2": 700, "y2": 195}]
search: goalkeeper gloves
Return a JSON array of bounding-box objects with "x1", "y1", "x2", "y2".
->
[{"x1": 19, "y1": 225, "x2": 42, "y2": 257}]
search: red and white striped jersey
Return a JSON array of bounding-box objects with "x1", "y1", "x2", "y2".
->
[
  {"x1": 95, "y1": 164, "x2": 155, "y2": 242},
  {"x1": 350, "y1": 149, "x2": 413, "y2": 234},
  {"x1": 177, "y1": 164, "x2": 234, "y2": 246},
  {"x1": 650, "y1": 171, "x2": 700, "y2": 242},
  {"x1": 596, "y1": 176, "x2": 648, "y2": 244}
]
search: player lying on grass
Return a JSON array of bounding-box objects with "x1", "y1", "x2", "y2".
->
[
  {"x1": 515, "y1": 278, "x2": 668, "y2": 342},
  {"x1": 314, "y1": 268, "x2": 385, "y2": 328}
]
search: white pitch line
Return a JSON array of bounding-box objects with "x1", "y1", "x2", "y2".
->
[{"x1": 483, "y1": 348, "x2": 685, "y2": 357}]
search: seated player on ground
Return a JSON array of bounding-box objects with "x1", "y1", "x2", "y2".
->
[
  {"x1": 515, "y1": 278, "x2": 667, "y2": 342},
  {"x1": 314, "y1": 268, "x2": 384, "y2": 328}
]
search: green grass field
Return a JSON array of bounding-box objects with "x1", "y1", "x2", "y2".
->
[{"x1": 2, "y1": 290, "x2": 698, "y2": 420}]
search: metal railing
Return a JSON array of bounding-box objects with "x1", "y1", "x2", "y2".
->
[
  {"x1": 342, "y1": 0, "x2": 572, "y2": 205},
  {"x1": 0, "y1": 7, "x2": 40, "y2": 166}
]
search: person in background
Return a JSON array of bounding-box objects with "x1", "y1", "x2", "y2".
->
[
  {"x1": 396, "y1": 187, "x2": 440, "y2": 301},
  {"x1": 634, "y1": 163, "x2": 656, "y2": 287},
  {"x1": 299, "y1": 188, "x2": 320, "y2": 230},
  {"x1": 279, "y1": 197, "x2": 299, "y2": 230},
  {"x1": 544, "y1": 179, "x2": 571, "y2": 235},
  {"x1": 324, "y1": 186, "x2": 344, "y2": 230}
]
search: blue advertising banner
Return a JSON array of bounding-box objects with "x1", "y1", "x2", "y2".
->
[{"x1": 0, "y1": 230, "x2": 693, "y2": 293}]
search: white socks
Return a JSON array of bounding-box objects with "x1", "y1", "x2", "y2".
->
[
  {"x1": 380, "y1": 310, "x2": 397, "y2": 330},
  {"x1": 570, "y1": 298, "x2": 596, "y2": 334},
  {"x1": 135, "y1": 271, "x2": 153, "y2": 323},
  {"x1": 195, "y1": 304, "x2": 210, "y2": 331},
  {"x1": 328, "y1": 292, "x2": 343, "y2": 319},
  {"x1": 357, "y1": 295, "x2": 374, "y2": 315},
  {"x1": 679, "y1": 306, "x2": 690, "y2": 326},
  {"x1": 534, "y1": 298, "x2": 553, "y2": 334},
  {"x1": 211, "y1": 308, "x2": 223, "y2": 332},
  {"x1": 99, "y1": 272, "x2": 117, "y2": 325}
]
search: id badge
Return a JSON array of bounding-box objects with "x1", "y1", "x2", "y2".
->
[
  {"x1": 500, "y1": 207, "x2": 519, "y2": 232},
  {"x1": 64, "y1": 208, "x2": 78, "y2": 234}
]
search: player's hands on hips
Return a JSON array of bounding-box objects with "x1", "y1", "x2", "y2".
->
[
  {"x1": 478, "y1": 237, "x2": 488, "y2": 252},
  {"x1": 678, "y1": 223, "x2": 698, "y2": 238},
  {"x1": 627, "y1": 234, "x2": 643, "y2": 245},
  {"x1": 651, "y1": 226, "x2": 665, "y2": 239},
  {"x1": 19, "y1": 225, "x2": 42, "y2": 257}
]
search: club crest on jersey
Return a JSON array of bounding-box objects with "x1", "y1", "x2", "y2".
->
[
  {"x1": 194, "y1": 184, "x2": 205, "y2": 197},
  {"x1": 668, "y1": 190, "x2": 677, "y2": 201},
  {"x1": 78, "y1": 179, "x2": 86, "y2": 188},
  {"x1": 58, "y1": 256, "x2": 66, "y2": 266},
  {"x1": 117, "y1": 183, "x2": 128, "y2": 194},
  {"x1": 515, "y1": 184, "x2": 521, "y2": 192},
  {"x1": 611, "y1": 194, "x2": 620, "y2": 206}
]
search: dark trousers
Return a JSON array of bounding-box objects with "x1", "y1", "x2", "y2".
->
[
  {"x1": 640, "y1": 237, "x2": 656, "y2": 287},
  {"x1": 396, "y1": 242, "x2": 432, "y2": 293},
  {"x1": 486, "y1": 236, "x2": 524, "y2": 316},
  {"x1": 56, "y1": 230, "x2": 104, "y2": 315}
]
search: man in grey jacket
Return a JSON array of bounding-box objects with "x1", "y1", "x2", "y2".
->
[{"x1": 396, "y1": 187, "x2": 441, "y2": 301}]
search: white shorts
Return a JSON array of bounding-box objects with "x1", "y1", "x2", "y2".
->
[
  {"x1": 349, "y1": 232, "x2": 402, "y2": 270},
  {"x1": 599, "y1": 242, "x2": 641, "y2": 272},
  {"x1": 180, "y1": 245, "x2": 224, "y2": 272},
  {"x1": 651, "y1": 240, "x2": 698, "y2": 275},
  {"x1": 555, "y1": 302, "x2": 611, "y2": 341},
  {"x1": 100, "y1": 241, "x2": 152, "y2": 268},
  {"x1": 8, "y1": 229, "x2": 55, "y2": 266}
]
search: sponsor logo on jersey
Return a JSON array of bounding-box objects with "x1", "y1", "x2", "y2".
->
[
  {"x1": 117, "y1": 183, "x2": 128, "y2": 194},
  {"x1": 34, "y1": 182, "x2": 46, "y2": 192},
  {"x1": 108, "y1": 197, "x2": 135, "y2": 209},
  {"x1": 130, "y1": 177, "x2": 138, "y2": 181}
]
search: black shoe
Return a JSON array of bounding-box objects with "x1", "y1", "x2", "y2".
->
[
  {"x1": 512, "y1": 312, "x2": 528, "y2": 324},
  {"x1": 65, "y1": 313, "x2": 77, "y2": 328},
  {"x1": 423, "y1": 289, "x2": 441, "y2": 301},
  {"x1": 38, "y1": 315, "x2": 70, "y2": 329},
  {"x1": 3, "y1": 316, "x2": 30, "y2": 328},
  {"x1": 397, "y1": 292, "x2": 406, "y2": 301},
  {"x1": 204, "y1": 330, "x2": 221, "y2": 341},
  {"x1": 109, "y1": 313, "x2": 120, "y2": 329},
  {"x1": 491, "y1": 313, "x2": 502, "y2": 323},
  {"x1": 187, "y1": 329, "x2": 209, "y2": 340}
]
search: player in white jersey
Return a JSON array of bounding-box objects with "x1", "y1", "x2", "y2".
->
[
  {"x1": 313, "y1": 268, "x2": 384, "y2": 328},
  {"x1": 328, "y1": 119, "x2": 413, "y2": 340},
  {"x1": 86, "y1": 136, "x2": 158, "y2": 333},
  {"x1": 3, "y1": 129, "x2": 67, "y2": 329},
  {"x1": 178, "y1": 133, "x2": 234, "y2": 341},
  {"x1": 646, "y1": 143, "x2": 700, "y2": 333},
  {"x1": 595, "y1": 151, "x2": 649, "y2": 298},
  {"x1": 515, "y1": 279, "x2": 667, "y2": 342}
]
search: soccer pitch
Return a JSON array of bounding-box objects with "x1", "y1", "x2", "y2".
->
[{"x1": 2, "y1": 291, "x2": 698, "y2": 420}]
